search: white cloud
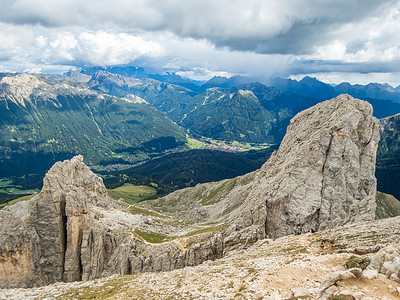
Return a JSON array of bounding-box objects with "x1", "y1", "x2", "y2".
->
[
  {"x1": 0, "y1": 0, "x2": 399, "y2": 86},
  {"x1": 7, "y1": 29, "x2": 164, "y2": 67},
  {"x1": 305, "y1": 1, "x2": 400, "y2": 64},
  {"x1": 175, "y1": 68, "x2": 235, "y2": 81},
  {"x1": 76, "y1": 31, "x2": 163, "y2": 65},
  {"x1": 312, "y1": 41, "x2": 347, "y2": 61}
]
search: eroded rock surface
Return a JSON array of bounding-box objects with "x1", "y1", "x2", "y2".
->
[
  {"x1": 233, "y1": 94, "x2": 380, "y2": 239},
  {"x1": 0, "y1": 155, "x2": 121, "y2": 288}
]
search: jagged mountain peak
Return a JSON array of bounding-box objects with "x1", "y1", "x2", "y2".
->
[
  {"x1": 229, "y1": 89, "x2": 260, "y2": 104},
  {"x1": 0, "y1": 73, "x2": 98, "y2": 107},
  {"x1": 41, "y1": 155, "x2": 118, "y2": 209},
  {"x1": 234, "y1": 94, "x2": 380, "y2": 238}
]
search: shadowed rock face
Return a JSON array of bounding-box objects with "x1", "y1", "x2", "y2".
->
[
  {"x1": 233, "y1": 94, "x2": 380, "y2": 239},
  {"x1": 0, "y1": 155, "x2": 121, "y2": 288},
  {"x1": 0, "y1": 95, "x2": 380, "y2": 288}
]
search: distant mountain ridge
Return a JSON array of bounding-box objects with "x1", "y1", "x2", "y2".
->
[
  {"x1": 81, "y1": 66, "x2": 203, "y2": 91},
  {"x1": 0, "y1": 73, "x2": 186, "y2": 176},
  {"x1": 87, "y1": 70, "x2": 400, "y2": 145},
  {"x1": 269, "y1": 76, "x2": 400, "y2": 104},
  {"x1": 2, "y1": 67, "x2": 400, "y2": 202},
  {"x1": 88, "y1": 71, "x2": 280, "y2": 143}
]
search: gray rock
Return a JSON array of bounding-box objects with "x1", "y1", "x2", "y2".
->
[
  {"x1": 362, "y1": 269, "x2": 378, "y2": 279},
  {"x1": 353, "y1": 291, "x2": 366, "y2": 300},
  {"x1": 367, "y1": 243, "x2": 400, "y2": 282},
  {"x1": 0, "y1": 155, "x2": 122, "y2": 288},
  {"x1": 321, "y1": 285, "x2": 338, "y2": 300},
  {"x1": 234, "y1": 94, "x2": 379, "y2": 239},
  {"x1": 318, "y1": 270, "x2": 356, "y2": 296}
]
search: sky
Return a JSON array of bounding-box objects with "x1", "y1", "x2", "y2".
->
[{"x1": 1, "y1": 0, "x2": 400, "y2": 86}]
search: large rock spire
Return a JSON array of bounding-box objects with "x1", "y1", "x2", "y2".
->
[{"x1": 234, "y1": 94, "x2": 380, "y2": 239}]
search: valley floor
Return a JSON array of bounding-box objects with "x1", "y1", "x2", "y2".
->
[{"x1": 1, "y1": 216, "x2": 400, "y2": 300}]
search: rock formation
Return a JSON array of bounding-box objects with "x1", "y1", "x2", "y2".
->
[
  {"x1": 0, "y1": 155, "x2": 122, "y2": 288},
  {"x1": 0, "y1": 94, "x2": 380, "y2": 288},
  {"x1": 233, "y1": 94, "x2": 380, "y2": 239}
]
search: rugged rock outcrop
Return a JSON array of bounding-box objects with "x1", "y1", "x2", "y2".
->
[
  {"x1": 0, "y1": 94, "x2": 381, "y2": 288},
  {"x1": 0, "y1": 155, "x2": 228, "y2": 288},
  {"x1": 0, "y1": 155, "x2": 122, "y2": 288},
  {"x1": 232, "y1": 94, "x2": 380, "y2": 239}
]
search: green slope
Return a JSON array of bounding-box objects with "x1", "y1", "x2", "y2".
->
[
  {"x1": 0, "y1": 74, "x2": 186, "y2": 176},
  {"x1": 180, "y1": 89, "x2": 276, "y2": 143},
  {"x1": 89, "y1": 71, "x2": 280, "y2": 144},
  {"x1": 376, "y1": 113, "x2": 400, "y2": 199},
  {"x1": 376, "y1": 192, "x2": 400, "y2": 219}
]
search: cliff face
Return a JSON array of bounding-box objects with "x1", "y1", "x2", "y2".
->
[
  {"x1": 232, "y1": 94, "x2": 380, "y2": 239},
  {"x1": 0, "y1": 155, "x2": 122, "y2": 287},
  {"x1": 0, "y1": 95, "x2": 381, "y2": 288}
]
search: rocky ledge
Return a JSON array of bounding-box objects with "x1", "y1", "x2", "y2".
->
[{"x1": 0, "y1": 95, "x2": 382, "y2": 289}]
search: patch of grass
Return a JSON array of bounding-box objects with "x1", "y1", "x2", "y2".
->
[
  {"x1": 0, "y1": 180, "x2": 12, "y2": 187},
  {"x1": 0, "y1": 194, "x2": 35, "y2": 209},
  {"x1": 108, "y1": 183, "x2": 156, "y2": 204},
  {"x1": 280, "y1": 245, "x2": 308, "y2": 255},
  {"x1": 57, "y1": 276, "x2": 131, "y2": 300},
  {"x1": 183, "y1": 223, "x2": 228, "y2": 238},
  {"x1": 222, "y1": 200, "x2": 243, "y2": 216},
  {"x1": 329, "y1": 296, "x2": 356, "y2": 300},
  {"x1": 193, "y1": 186, "x2": 207, "y2": 201},
  {"x1": 186, "y1": 138, "x2": 203, "y2": 149},
  {"x1": 133, "y1": 229, "x2": 174, "y2": 244},
  {"x1": 345, "y1": 256, "x2": 371, "y2": 270},
  {"x1": 175, "y1": 279, "x2": 182, "y2": 289},
  {"x1": 201, "y1": 178, "x2": 237, "y2": 206},
  {"x1": 376, "y1": 191, "x2": 400, "y2": 219},
  {"x1": 1, "y1": 187, "x2": 40, "y2": 194}
]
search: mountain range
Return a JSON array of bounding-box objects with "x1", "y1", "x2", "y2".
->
[
  {"x1": 3, "y1": 95, "x2": 399, "y2": 300},
  {"x1": 269, "y1": 76, "x2": 400, "y2": 103},
  {"x1": 1, "y1": 67, "x2": 400, "y2": 202},
  {"x1": 0, "y1": 73, "x2": 186, "y2": 176}
]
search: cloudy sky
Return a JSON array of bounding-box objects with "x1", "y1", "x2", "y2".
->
[{"x1": 1, "y1": 0, "x2": 400, "y2": 86}]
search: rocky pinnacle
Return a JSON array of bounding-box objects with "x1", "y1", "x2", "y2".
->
[{"x1": 233, "y1": 94, "x2": 380, "y2": 239}]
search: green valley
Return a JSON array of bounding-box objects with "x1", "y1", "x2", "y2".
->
[{"x1": 0, "y1": 73, "x2": 186, "y2": 177}]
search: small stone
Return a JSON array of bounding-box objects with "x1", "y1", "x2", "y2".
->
[
  {"x1": 291, "y1": 287, "x2": 309, "y2": 298},
  {"x1": 353, "y1": 291, "x2": 365, "y2": 299},
  {"x1": 389, "y1": 273, "x2": 400, "y2": 283},
  {"x1": 363, "y1": 269, "x2": 378, "y2": 279},
  {"x1": 322, "y1": 285, "x2": 338, "y2": 299},
  {"x1": 348, "y1": 268, "x2": 363, "y2": 278}
]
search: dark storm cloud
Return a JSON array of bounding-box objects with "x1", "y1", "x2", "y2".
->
[
  {"x1": 290, "y1": 59, "x2": 400, "y2": 75},
  {"x1": 0, "y1": 0, "x2": 399, "y2": 85},
  {"x1": 0, "y1": 0, "x2": 393, "y2": 55}
]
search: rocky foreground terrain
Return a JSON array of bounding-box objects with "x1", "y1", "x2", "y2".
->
[
  {"x1": 1, "y1": 216, "x2": 400, "y2": 299},
  {"x1": 1, "y1": 94, "x2": 399, "y2": 299}
]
